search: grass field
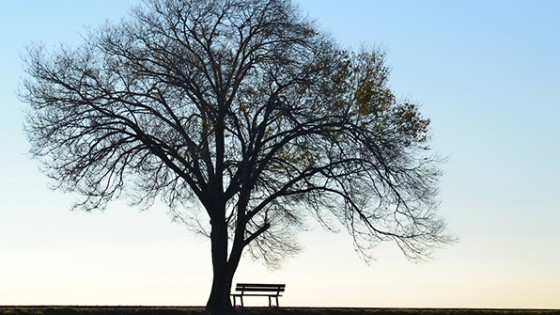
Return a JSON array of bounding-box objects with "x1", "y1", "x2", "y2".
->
[{"x1": 0, "y1": 306, "x2": 559, "y2": 315}]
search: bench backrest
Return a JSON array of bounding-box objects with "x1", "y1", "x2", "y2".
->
[{"x1": 235, "y1": 283, "x2": 285, "y2": 295}]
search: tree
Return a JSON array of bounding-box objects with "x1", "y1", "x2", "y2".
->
[{"x1": 21, "y1": 0, "x2": 453, "y2": 313}]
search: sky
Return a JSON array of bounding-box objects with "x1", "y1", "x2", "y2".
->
[{"x1": 1, "y1": 0, "x2": 559, "y2": 309}]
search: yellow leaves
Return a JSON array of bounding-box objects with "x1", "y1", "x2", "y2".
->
[
  {"x1": 332, "y1": 60, "x2": 351, "y2": 85},
  {"x1": 373, "y1": 124, "x2": 384, "y2": 134},
  {"x1": 379, "y1": 95, "x2": 390, "y2": 112},
  {"x1": 356, "y1": 79, "x2": 375, "y2": 115},
  {"x1": 393, "y1": 103, "x2": 431, "y2": 144},
  {"x1": 402, "y1": 110, "x2": 415, "y2": 122},
  {"x1": 349, "y1": 49, "x2": 396, "y2": 117},
  {"x1": 295, "y1": 85, "x2": 308, "y2": 95},
  {"x1": 238, "y1": 101, "x2": 247, "y2": 112},
  {"x1": 355, "y1": 77, "x2": 394, "y2": 117}
]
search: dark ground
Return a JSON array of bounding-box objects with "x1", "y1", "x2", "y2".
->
[{"x1": 0, "y1": 306, "x2": 559, "y2": 315}]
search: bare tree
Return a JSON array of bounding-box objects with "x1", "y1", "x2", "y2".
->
[{"x1": 21, "y1": 0, "x2": 453, "y2": 313}]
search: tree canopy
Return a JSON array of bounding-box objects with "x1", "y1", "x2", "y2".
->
[{"x1": 21, "y1": 0, "x2": 453, "y2": 313}]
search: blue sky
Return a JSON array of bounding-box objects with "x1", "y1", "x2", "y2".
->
[{"x1": 1, "y1": 0, "x2": 559, "y2": 309}]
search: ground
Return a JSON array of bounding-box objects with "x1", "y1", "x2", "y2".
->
[{"x1": 0, "y1": 306, "x2": 559, "y2": 315}]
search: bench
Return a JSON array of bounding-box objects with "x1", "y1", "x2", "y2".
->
[{"x1": 230, "y1": 283, "x2": 286, "y2": 307}]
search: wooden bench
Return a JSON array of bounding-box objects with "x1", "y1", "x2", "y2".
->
[{"x1": 230, "y1": 283, "x2": 286, "y2": 307}]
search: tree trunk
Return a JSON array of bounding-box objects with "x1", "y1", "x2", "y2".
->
[
  {"x1": 206, "y1": 270, "x2": 234, "y2": 314},
  {"x1": 205, "y1": 218, "x2": 236, "y2": 314}
]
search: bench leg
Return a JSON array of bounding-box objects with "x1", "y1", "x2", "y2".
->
[
  {"x1": 231, "y1": 295, "x2": 244, "y2": 308},
  {"x1": 267, "y1": 295, "x2": 280, "y2": 308}
]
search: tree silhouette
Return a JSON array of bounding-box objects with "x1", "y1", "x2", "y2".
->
[{"x1": 21, "y1": 0, "x2": 453, "y2": 313}]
